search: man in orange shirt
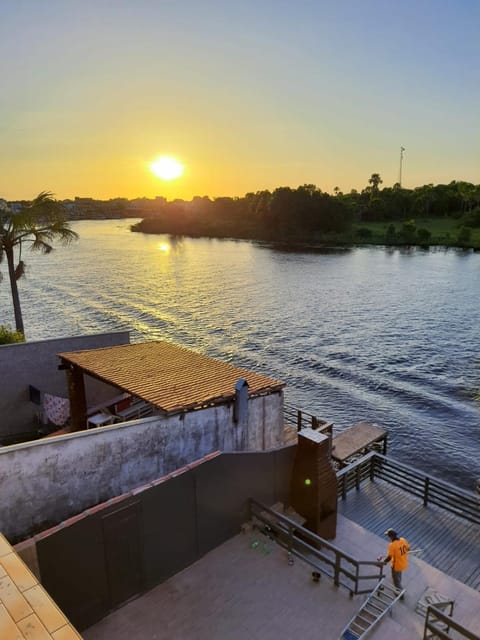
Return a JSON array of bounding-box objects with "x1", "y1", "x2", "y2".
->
[{"x1": 380, "y1": 528, "x2": 410, "y2": 592}]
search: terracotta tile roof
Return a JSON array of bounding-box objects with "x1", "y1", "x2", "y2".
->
[{"x1": 59, "y1": 341, "x2": 285, "y2": 414}]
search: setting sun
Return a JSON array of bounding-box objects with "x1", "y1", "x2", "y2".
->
[{"x1": 150, "y1": 156, "x2": 184, "y2": 181}]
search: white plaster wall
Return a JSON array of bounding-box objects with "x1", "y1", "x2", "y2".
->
[
  {"x1": 248, "y1": 392, "x2": 284, "y2": 450},
  {"x1": 0, "y1": 331, "x2": 130, "y2": 441},
  {"x1": 0, "y1": 391, "x2": 284, "y2": 541}
]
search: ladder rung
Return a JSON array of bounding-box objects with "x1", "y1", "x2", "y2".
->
[
  {"x1": 365, "y1": 601, "x2": 384, "y2": 613},
  {"x1": 370, "y1": 599, "x2": 389, "y2": 610},
  {"x1": 380, "y1": 583, "x2": 398, "y2": 592},
  {"x1": 355, "y1": 615, "x2": 372, "y2": 628},
  {"x1": 372, "y1": 593, "x2": 394, "y2": 605}
]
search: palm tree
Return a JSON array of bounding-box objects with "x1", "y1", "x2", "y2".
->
[
  {"x1": 0, "y1": 192, "x2": 78, "y2": 336},
  {"x1": 368, "y1": 173, "x2": 383, "y2": 191}
]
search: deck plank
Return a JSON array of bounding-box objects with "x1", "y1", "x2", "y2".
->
[{"x1": 338, "y1": 478, "x2": 480, "y2": 590}]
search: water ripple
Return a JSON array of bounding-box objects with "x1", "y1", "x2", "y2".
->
[{"x1": 1, "y1": 219, "x2": 479, "y2": 490}]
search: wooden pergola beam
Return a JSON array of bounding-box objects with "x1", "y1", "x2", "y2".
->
[{"x1": 64, "y1": 363, "x2": 87, "y2": 431}]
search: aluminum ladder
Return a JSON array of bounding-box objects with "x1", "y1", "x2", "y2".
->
[{"x1": 339, "y1": 579, "x2": 405, "y2": 640}]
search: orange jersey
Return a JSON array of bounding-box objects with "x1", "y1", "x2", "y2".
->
[{"x1": 388, "y1": 537, "x2": 410, "y2": 571}]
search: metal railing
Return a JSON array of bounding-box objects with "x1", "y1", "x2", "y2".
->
[
  {"x1": 283, "y1": 402, "x2": 333, "y2": 436},
  {"x1": 249, "y1": 498, "x2": 384, "y2": 596},
  {"x1": 424, "y1": 604, "x2": 480, "y2": 640},
  {"x1": 337, "y1": 452, "x2": 480, "y2": 526}
]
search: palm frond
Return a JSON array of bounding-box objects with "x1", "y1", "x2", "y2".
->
[
  {"x1": 30, "y1": 237, "x2": 53, "y2": 254},
  {"x1": 20, "y1": 191, "x2": 66, "y2": 225}
]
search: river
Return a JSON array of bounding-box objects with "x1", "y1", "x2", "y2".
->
[{"x1": 1, "y1": 219, "x2": 479, "y2": 490}]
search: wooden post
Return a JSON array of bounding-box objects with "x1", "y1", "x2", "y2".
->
[
  {"x1": 288, "y1": 523, "x2": 293, "y2": 556},
  {"x1": 297, "y1": 410, "x2": 302, "y2": 432},
  {"x1": 334, "y1": 554, "x2": 340, "y2": 587},
  {"x1": 66, "y1": 364, "x2": 87, "y2": 431},
  {"x1": 424, "y1": 477, "x2": 430, "y2": 507}
]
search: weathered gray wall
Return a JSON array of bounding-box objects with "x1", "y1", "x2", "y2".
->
[
  {"x1": 0, "y1": 331, "x2": 130, "y2": 442},
  {"x1": 0, "y1": 391, "x2": 284, "y2": 541}
]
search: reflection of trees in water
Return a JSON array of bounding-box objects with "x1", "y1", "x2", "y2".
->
[
  {"x1": 266, "y1": 243, "x2": 353, "y2": 255},
  {"x1": 167, "y1": 234, "x2": 184, "y2": 252}
]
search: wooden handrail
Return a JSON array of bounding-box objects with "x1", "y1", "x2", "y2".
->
[
  {"x1": 424, "y1": 604, "x2": 480, "y2": 640},
  {"x1": 337, "y1": 452, "x2": 480, "y2": 526},
  {"x1": 283, "y1": 402, "x2": 332, "y2": 435},
  {"x1": 249, "y1": 498, "x2": 384, "y2": 596}
]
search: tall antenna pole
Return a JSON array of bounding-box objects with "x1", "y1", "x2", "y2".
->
[{"x1": 399, "y1": 146, "x2": 405, "y2": 187}]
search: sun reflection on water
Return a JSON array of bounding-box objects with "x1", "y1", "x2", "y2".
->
[{"x1": 158, "y1": 242, "x2": 171, "y2": 254}]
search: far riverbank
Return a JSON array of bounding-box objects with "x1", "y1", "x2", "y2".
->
[{"x1": 131, "y1": 216, "x2": 480, "y2": 251}]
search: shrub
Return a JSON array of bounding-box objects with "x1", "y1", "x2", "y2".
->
[
  {"x1": 457, "y1": 226, "x2": 472, "y2": 244},
  {"x1": 417, "y1": 228, "x2": 432, "y2": 244},
  {"x1": 356, "y1": 227, "x2": 373, "y2": 240},
  {"x1": 384, "y1": 224, "x2": 397, "y2": 244},
  {"x1": 0, "y1": 325, "x2": 25, "y2": 344},
  {"x1": 461, "y1": 207, "x2": 480, "y2": 228},
  {"x1": 400, "y1": 219, "x2": 417, "y2": 244}
]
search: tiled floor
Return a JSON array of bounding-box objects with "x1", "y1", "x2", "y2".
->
[
  {"x1": 0, "y1": 533, "x2": 82, "y2": 640},
  {"x1": 83, "y1": 514, "x2": 480, "y2": 640}
]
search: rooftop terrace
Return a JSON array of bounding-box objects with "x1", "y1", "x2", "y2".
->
[{"x1": 83, "y1": 514, "x2": 480, "y2": 640}]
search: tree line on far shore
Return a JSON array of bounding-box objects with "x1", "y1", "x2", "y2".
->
[
  {"x1": 131, "y1": 175, "x2": 480, "y2": 246},
  {"x1": 1, "y1": 176, "x2": 479, "y2": 341}
]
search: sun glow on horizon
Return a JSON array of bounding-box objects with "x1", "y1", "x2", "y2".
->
[{"x1": 150, "y1": 156, "x2": 184, "y2": 181}]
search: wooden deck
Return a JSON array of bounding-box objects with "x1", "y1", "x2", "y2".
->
[
  {"x1": 338, "y1": 477, "x2": 480, "y2": 590},
  {"x1": 331, "y1": 422, "x2": 386, "y2": 466}
]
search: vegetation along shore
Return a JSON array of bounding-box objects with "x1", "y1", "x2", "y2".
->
[
  {"x1": 4, "y1": 175, "x2": 480, "y2": 249},
  {"x1": 130, "y1": 175, "x2": 480, "y2": 249}
]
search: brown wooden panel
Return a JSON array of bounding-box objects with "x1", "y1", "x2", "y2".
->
[
  {"x1": 36, "y1": 516, "x2": 109, "y2": 630},
  {"x1": 102, "y1": 503, "x2": 142, "y2": 609}
]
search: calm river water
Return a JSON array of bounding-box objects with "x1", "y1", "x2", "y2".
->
[{"x1": 1, "y1": 219, "x2": 479, "y2": 490}]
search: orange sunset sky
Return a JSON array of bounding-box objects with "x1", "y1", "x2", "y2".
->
[{"x1": 1, "y1": 0, "x2": 479, "y2": 201}]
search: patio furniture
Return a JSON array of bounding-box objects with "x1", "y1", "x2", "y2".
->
[{"x1": 87, "y1": 411, "x2": 115, "y2": 428}]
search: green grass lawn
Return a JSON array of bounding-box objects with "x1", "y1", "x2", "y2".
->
[{"x1": 354, "y1": 217, "x2": 480, "y2": 248}]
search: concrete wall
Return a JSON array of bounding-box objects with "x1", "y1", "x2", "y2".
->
[
  {"x1": 0, "y1": 391, "x2": 284, "y2": 542},
  {"x1": 0, "y1": 331, "x2": 130, "y2": 442}
]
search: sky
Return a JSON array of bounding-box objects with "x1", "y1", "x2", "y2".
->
[{"x1": 1, "y1": 0, "x2": 479, "y2": 201}]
